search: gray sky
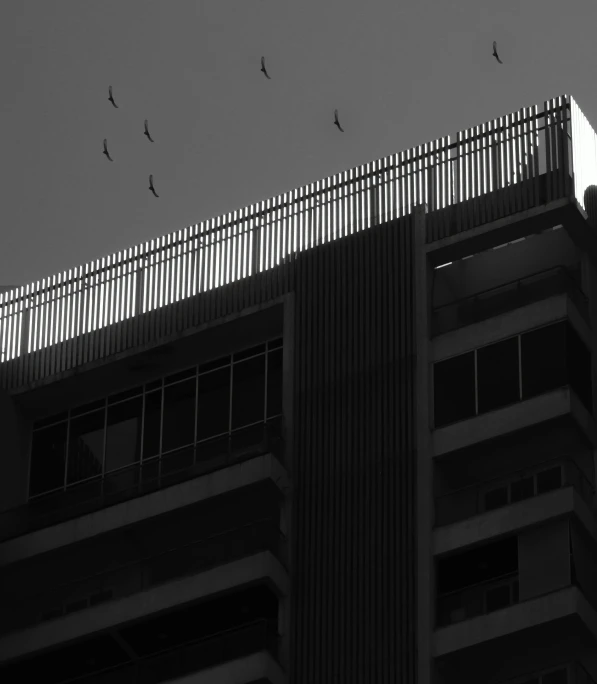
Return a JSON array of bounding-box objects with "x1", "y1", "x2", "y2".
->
[{"x1": 2, "y1": 0, "x2": 597, "y2": 288}]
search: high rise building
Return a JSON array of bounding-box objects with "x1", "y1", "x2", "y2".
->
[{"x1": 0, "y1": 93, "x2": 596, "y2": 684}]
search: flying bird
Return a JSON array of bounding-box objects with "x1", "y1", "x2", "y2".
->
[
  {"x1": 149, "y1": 175, "x2": 159, "y2": 198},
  {"x1": 492, "y1": 41, "x2": 503, "y2": 64},
  {"x1": 103, "y1": 139, "x2": 113, "y2": 162},
  {"x1": 260, "y1": 56, "x2": 271, "y2": 79},
  {"x1": 108, "y1": 86, "x2": 118, "y2": 108},
  {"x1": 144, "y1": 120, "x2": 154, "y2": 142},
  {"x1": 334, "y1": 109, "x2": 344, "y2": 132}
]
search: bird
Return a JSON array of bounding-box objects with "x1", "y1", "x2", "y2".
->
[
  {"x1": 149, "y1": 175, "x2": 159, "y2": 198},
  {"x1": 492, "y1": 41, "x2": 503, "y2": 64},
  {"x1": 260, "y1": 56, "x2": 271, "y2": 79},
  {"x1": 103, "y1": 139, "x2": 113, "y2": 162},
  {"x1": 108, "y1": 85, "x2": 118, "y2": 108},
  {"x1": 144, "y1": 120, "x2": 154, "y2": 142},
  {"x1": 334, "y1": 109, "x2": 344, "y2": 132}
]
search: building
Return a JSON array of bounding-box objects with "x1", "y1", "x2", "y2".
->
[{"x1": 0, "y1": 93, "x2": 596, "y2": 684}]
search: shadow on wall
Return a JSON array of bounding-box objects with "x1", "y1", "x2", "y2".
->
[{"x1": 583, "y1": 185, "x2": 597, "y2": 227}]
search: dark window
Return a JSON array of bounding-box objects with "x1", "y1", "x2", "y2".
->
[
  {"x1": 143, "y1": 390, "x2": 162, "y2": 459},
  {"x1": 199, "y1": 355, "x2": 230, "y2": 374},
  {"x1": 511, "y1": 475, "x2": 534, "y2": 502},
  {"x1": 485, "y1": 583, "x2": 511, "y2": 612},
  {"x1": 436, "y1": 535, "x2": 518, "y2": 595},
  {"x1": 105, "y1": 397, "x2": 143, "y2": 472},
  {"x1": 536, "y1": 466, "x2": 562, "y2": 494},
  {"x1": 108, "y1": 386, "x2": 143, "y2": 405},
  {"x1": 434, "y1": 352, "x2": 475, "y2": 427},
  {"x1": 145, "y1": 379, "x2": 162, "y2": 392},
  {"x1": 234, "y1": 343, "x2": 266, "y2": 362},
  {"x1": 232, "y1": 355, "x2": 266, "y2": 429},
  {"x1": 30, "y1": 422, "x2": 68, "y2": 496},
  {"x1": 543, "y1": 668, "x2": 568, "y2": 684},
  {"x1": 521, "y1": 322, "x2": 567, "y2": 400},
  {"x1": 197, "y1": 366, "x2": 231, "y2": 440},
  {"x1": 269, "y1": 337, "x2": 283, "y2": 350},
  {"x1": 567, "y1": 322, "x2": 593, "y2": 411},
  {"x1": 163, "y1": 378, "x2": 196, "y2": 452},
  {"x1": 477, "y1": 336, "x2": 519, "y2": 413},
  {"x1": 35, "y1": 412, "x2": 68, "y2": 429},
  {"x1": 67, "y1": 410, "x2": 104, "y2": 485},
  {"x1": 484, "y1": 485, "x2": 509, "y2": 511},
  {"x1": 267, "y1": 348, "x2": 283, "y2": 418},
  {"x1": 165, "y1": 367, "x2": 196, "y2": 385},
  {"x1": 71, "y1": 399, "x2": 105, "y2": 417}
]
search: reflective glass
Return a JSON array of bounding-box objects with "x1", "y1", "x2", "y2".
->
[
  {"x1": 105, "y1": 397, "x2": 143, "y2": 472},
  {"x1": 67, "y1": 410, "x2": 105, "y2": 485}
]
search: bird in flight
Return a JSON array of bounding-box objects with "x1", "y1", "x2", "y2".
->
[
  {"x1": 492, "y1": 41, "x2": 503, "y2": 64},
  {"x1": 103, "y1": 139, "x2": 113, "y2": 162},
  {"x1": 108, "y1": 86, "x2": 118, "y2": 108},
  {"x1": 260, "y1": 56, "x2": 271, "y2": 79},
  {"x1": 334, "y1": 109, "x2": 344, "y2": 132},
  {"x1": 144, "y1": 120, "x2": 154, "y2": 142},
  {"x1": 149, "y1": 175, "x2": 159, "y2": 198}
]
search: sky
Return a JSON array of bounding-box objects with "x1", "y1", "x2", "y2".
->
[{"x1": 1, "y1": 0, "x2": 597, "y2": 288}]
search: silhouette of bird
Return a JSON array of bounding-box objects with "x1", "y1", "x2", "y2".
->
[
  {"x1": 144, "y1": 120, "x2": 154, "y2": 142},
  {"x1": 334, "y1": 109, "x2": 344, "y2": 132},
  {"x1": 108, "y1": 86, "x2": 118, "y2": 108},
  {"x1": 260, "y1": 56, "x2": 271, "y2": 79},
  {"x1": 103, "y1": 139, "x2": 113, "y2": 162},
  {"x1": 149, "y1": 175, "x2": 159, "y2": 198},
  {"x1": 492, "y1": 41, "x2": 503, "y2": 64}
]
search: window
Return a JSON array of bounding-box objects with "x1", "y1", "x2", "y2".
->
[
  {"x1": 232, "y1": 355, "x2": 266, "y2": 429},
  {"x1": 521, "y1": 322, "x2": 567, "y2": 400},
  {"x1": 536, "y1": 466, "x2": 562, "y2": 494},
  {"x1": 105, "y1": 397, "x2": 143, "y2": 472},
  {"x1": 567, "y1": 322, "x2": 592, "y2": 411},
  {"x1": 143, "y1": 390, "x2": 162, "y2": 459},
  {"x1": 433, "y1": 352, "x2": 475, "y2": 427},
  {"x1": 477, "y1": 336, "x2": 519, "y2": 413},
  {"x1": 484, "y1": 485, "x2": 509, "y2": 511},
  {"x1": 162, "y1": 377, "x2": 196, "y2": 452},
  {"x1": 30, "y1": 421, "x2": 68, "y2": 496},
  {"x1": 197, "y1": 365, "x2": 231, "y2": 440},
  {"x1": 267, "y1": 348, "x2": 283, "y2": 418},
  {"x1": 511, "y1": 475, "x2": 534, "y2": 503},
  {"x1": 67, "y1": 409, "x2": 104, "y2": 485}
]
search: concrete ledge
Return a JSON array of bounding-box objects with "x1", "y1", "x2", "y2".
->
[
  {"x1": 171, "y1": 650, "x2": 287, "y2": 684},
  {"x1": 0, "y1": 551, "x2": 289, "y2": 663},
  {"x1": 0, "y1": 453, "x2": 289, "y2": 567},
  {"x1": 433, "y1": 585, "x2": 596, "y2": 657},
  {"x1": 433, "y1": 487, "x2": 597, "y2": 557},
  {"x1": 433, "y1": 388, "x2": 574, "y2": 456}
]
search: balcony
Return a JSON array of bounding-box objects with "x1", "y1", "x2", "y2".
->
[
  {"x1": 0, "y1": 417, "x2": 284, "y2": 543},
  {"x1": 431, "y1": 266, "x2": 588, "y2": 338},
  {"x1": 0, "y1": 517, "x2": 287, "y2": 636},
  {"x1": 435, "y1": 455, "x2": 595, "y2": 527},
  {"x1": 496, "y1": 662, "x2": 597, "y2": 684},
  {"x1": 0, "y1": 618, "x2": 282, "y2": 684}
]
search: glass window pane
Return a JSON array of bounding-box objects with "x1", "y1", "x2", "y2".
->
[
  {"x1": 163, "y1": 378, "x2": 196, "y2": 452},
  {"x1": 433, "y1": 352, "x2": 475, "y2": 427},
  {"x1": 484, "y1": 486, "x2": 509, "y2": 511},
  {"x1": 71, "y1": 399, "x2": 105, "y2": 418},
  {"x1": 105, "y1": 397, "x2": 143, "y2": 472},
  {"x1": 232, "y1": 355, "x2": 266, "y2": 429},
  {"x1": 485, "y1": 584, "x2": 511, "y2": 612},
  {"x1": 67, "y1": 410, "x2": 105, "y2": 485},
  {"x1": 536, "y1": 466, "x2": 562, "y2": 494},
  {"x1": 267, "y1": 348, "x2": 283, "y2": 418},
  {"x1": 234, "y1": 344, "x2": 266, "y2": 362},
  {"x1": 197, "y1": 366, "x2": 230, "y2": 440},
  {"x1": 521, "y1": 322, "x2": 567, "y2": 400},
  {"x1": 567, "y1": 322, "x2": 593, "y2": 412},
  {"x1": 511, "y1": 476, "x2": 534, "y2": 502},
  {"x1": 30, "y1": 422, "x2": 68, "y2": 496},
  {"x1": 143, "y1": 390, "x2": 162, "y2": 459},
  {"x1": 477, "y1": 336, "x2": 519, "y2": 414},
  {"x1": 108, "y1": 386, "x2": 143, "y2": 404}
]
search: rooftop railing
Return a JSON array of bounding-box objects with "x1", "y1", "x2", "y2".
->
[{"x1": 1, "y1": 94, "x2": 595, "y2": 385}]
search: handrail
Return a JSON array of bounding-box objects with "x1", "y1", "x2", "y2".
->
[
  {"x1": 433, "y1": 264, "x2": 585, "y2": 313},
  {"x1": 57, "y1": 618, "x2": 278, "y2": 684},
  {"x1": 435, "y1": 454, "x2": 594, "y2": 505},
  {"x1": 0, "y1": 95, "x2": 584, "y2": 384}
]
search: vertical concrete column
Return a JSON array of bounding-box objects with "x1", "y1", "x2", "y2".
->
[
  {"x1": 580, "y1": 253, "x2": 597, "y2": 487},
  {"x1": 414, "y1": 203, "x2": 434, "y2": 684}
]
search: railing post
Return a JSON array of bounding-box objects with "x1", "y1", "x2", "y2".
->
[
  {"x1": 19, "y1": 298, "x2": 30, "y2": 357},
  {"x1": 135, "y1": 258, "x2": 146, "y2": 316}
]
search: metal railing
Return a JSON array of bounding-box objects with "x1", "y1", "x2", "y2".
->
[
  {"x1": 12, "y1": 618, "x2": 280, "y2": 684},
  {"x1": 436, "y1": 570, "x2": 520, "y2": 627},
  {"x1": 0, "y1": 517, "x2": 286, "y2": 635},
  {"x1": 2, "y1": 95, "x2": 593, "y2": 388},
  {"x1": 0, "y1": 416, "x2": 284, "y2": 543},
  {"x1": 431, "y1": 265, "x2": 588, "y2": 336},
  {"x1": 435, "y1": 455, "x2": 595, "y2": 527}
]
